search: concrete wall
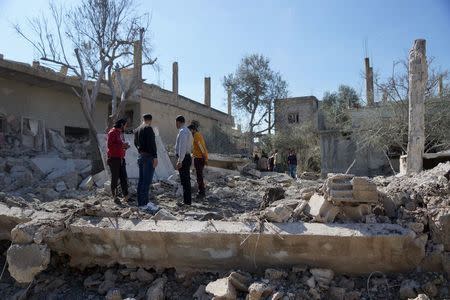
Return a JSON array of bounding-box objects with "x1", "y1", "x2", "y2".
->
[
  {"x1": 0, "y1": 77, "x2": 109, "y2": 136},
  {"x1": 274, "y1": 96, "x2": 319, "y2": 132},
  {"x1": 140, "y1": 84, "x2": 234, "y2": 148}
]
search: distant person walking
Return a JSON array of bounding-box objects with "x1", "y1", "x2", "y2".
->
[
  {"x1": 175, "y1": 115, "x2": 193, "y2": 205},
  {"x1": 287, "y1": 149, "x2": 298, "y2": 179},
  {"x1": 188, "y1": 122, "x2": 208, "y2": 198},
  {"x1": 273, "y1": 149, "x2": 279, "y2": 172},
  {"x1": 107, "y1": 118, "x2": 130, "y2": 204},
  {"x1": 268, "y1": 152, "x2": 275, "y2": 172},
  {"x1": 134, "y1": 114, "x2": 159, "y2": 212}
]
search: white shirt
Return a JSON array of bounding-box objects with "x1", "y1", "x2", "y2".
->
[{"x1": 175, "y1": 125, "x2": 193, "y2": 163}]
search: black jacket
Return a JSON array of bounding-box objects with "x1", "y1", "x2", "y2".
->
[{"x1": 134, "y1": 125, "x2": 158, "y2": 158}]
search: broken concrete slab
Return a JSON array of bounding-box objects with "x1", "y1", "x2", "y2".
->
[
  {"x1": 263, "y1": 205, "x2": 293, "y2": 223},
  {"x1": 306, "y1": 194, "x2": 340, "y2": 223},
  {"x1": 47, "y1": 217, "x2": 426, "y2": 274},
  {"x1": 7, "y1": 243, "x2": 51, "y2": 283}
]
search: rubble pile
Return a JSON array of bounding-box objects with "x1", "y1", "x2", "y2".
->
[{"x1": 0, "y1": 247, "x2": 448, "y2": 299}]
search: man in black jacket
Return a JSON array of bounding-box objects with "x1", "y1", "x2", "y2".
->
[{"x1": 134, "y1": 114, "x2": 159, "y2": 211}]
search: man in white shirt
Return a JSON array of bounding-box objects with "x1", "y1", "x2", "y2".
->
[{"x1": 174, "y1": 115, "x2": 193, "y2": 205}]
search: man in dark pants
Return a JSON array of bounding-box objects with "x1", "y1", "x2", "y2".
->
[
  {"x1": 175, "y1": 115, "x2": 193, "y2": 205},
  {"x1": 107, "y1": 118, "x2": 130, "y2": 204},
  {"x1": 134, "y1": 114, "x2": 159, "y2": 212}
]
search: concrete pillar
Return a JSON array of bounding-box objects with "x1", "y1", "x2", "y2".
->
[
  {"x1": 172, "y1": 62, "x2": 178, "y2": 95},
  {"x1": 406, "y1": 39, "x2": 427, "y2": 174},
  {"x1": 133, "y1": 41, "x2": 142, "y2": 81},
  {"x1": 227, "y1": 88, "x2": 232, "y2": 115},
  {"x1": 438, "y1": 75, "x2": 444, "y2": 98},
  {"x1": 204, "y1": 77, "x2": 211, "y2": 107},
  {"x1": 365, "y1": 58, "x2": 374, "y2": 106}
]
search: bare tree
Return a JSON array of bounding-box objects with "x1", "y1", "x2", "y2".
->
[
  {"x1": 223, "y1": 54, "x2": 288, "y2": 154},
  {"x1": 15, "y1": 0, "x2": 156, "y2": 171},
  {"x1": 355, "y1": 57, "x2": 450, "y2": 164}
]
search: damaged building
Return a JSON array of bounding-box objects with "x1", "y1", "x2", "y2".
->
[{"x1": 0, "y1": 53, "x2": 238, "y2": 153}]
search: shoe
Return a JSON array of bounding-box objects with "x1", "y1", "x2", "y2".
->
[
  {"x1": 146, "y1": 202, "x2": 160, "y2": 213},
  {"x1": 113, "y1": 197, "x2": 121, "y2": 205}
]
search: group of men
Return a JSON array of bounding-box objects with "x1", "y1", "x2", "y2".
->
[
  {"x1": 254, "y1": 149, "x2": 298, "y2": 178},
  {"x1": 106, "y1": 114, "x2": 208, "y2": 213}
]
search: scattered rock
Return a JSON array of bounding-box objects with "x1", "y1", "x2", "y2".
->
[
  {"x1": 98, "y1": 280, "x2": 115, "y2": 295},
  {"x1": 248, "y1": 282, "x2": 272, "y2": 300},
  {"x1": 193, "y1": 284, "x2": 209, "y2": 300},
  {"x1": 409, "y1": 294, "x2": 430, "y2": 300},
  {"x1": 152, "y1": 209, "x2": 177, "y2": 221},
  {"x1": 306, "y1": 194, "x2": 340, "y2": 223},
  {"x1": 264, "y1": 268, "x2": 287, "y2": 280},
  {"x1": 205, "y1": 277, "x2": 236, "y2": 300},
  {"x1": 136, "y1": 267, "x2": 154, "y2": 283},
  {"x1": 106, "y1": 288, "x2": 123, "y2": 300},
  {"x1": 399, "y1": 279, "x2": 419, "y2": 299},
  {"x1": 310, "y1": 268, "x2": 334, "y2": 288},
  {"x1": 260, "y1": 187, "x2": 285, "y2": 209},
  {"x1": 146, "y1": 277, "x2": 167, "y2": 300},
  {"x1": 263, "y1": 204, "x2": 293, "y2": 223},
  {"x1": 228, "y1": 271, "x2": 251, "y2": 292}
]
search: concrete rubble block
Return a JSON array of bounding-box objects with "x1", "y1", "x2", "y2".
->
[
  {"x1": 11, "y1": 223, "x2": 38, "y2": 244},
  {"x1": 351, "y1": 177, "x2": 376, "y2": 190},
  {"x1": 136, "y1": 267, "x2": 154, "y2": 283},
  {"x1": 146, "y1": 277, "x2": 167, "y2": 300},
  {"x1": 261, "y1": 187, "x2": 285, "y2": 209},
  {"x1": 152, "y1": 209, "x2": 177, "y2": 221},
  {"x1": 7, "y1": 243, "x2": 51, "y2": 283},
  {"x1": 93, "y1": 170, "x2": 108, "y2": 187},
  {"x1": 205, "y1": 277, "x2": 236, "y2": 300},
  {"x1": 248, "y1": 282, "x2": 272, "y2": 300},
  {"x1": 293, "y1": 200, "x2": 308, "y2": 217},
  {"x1": 429, "y1": 211, "x2": 450, "y2": 251},
  {"x1": 47, "y1": 129, "x2": 68, "y2": 152},
  {"x1": 263, "y1": 204, "x2": 293, "y2": 223},
  {"x1": 306, "y1": 194, "x2": 340, "y2": 223},
  {"x1": 264, "y1": 268, "x2": 288, "y2": 280},
  {"x1": 299, "y1": 187, "x2": 316, "y2": 200},
  {"x1": 228, "y1": 271, "x2": 251, "y2": 292},
  {"x1": 340, "y1": 204, "x2": 371, "y2": 222},
  {"x1": 32, "y1": 156, "x2": 75, "y2": 176},
  {"x1": 79, "y1": 175, "x2": 94, "y2": 190},
  {"x1": 306, "y1": 276, "x2": 316, "y2": 288},
  {"x1": 310, "y1": 268, "x2": 334, "y2": 288}
]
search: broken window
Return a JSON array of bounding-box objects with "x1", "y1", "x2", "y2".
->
[
  {"x1": 288, "y1": 113, "x2": 299, "y2": 124},
  {"x1": 65, "y1": 126, "x2": 89, "y2": 141}
]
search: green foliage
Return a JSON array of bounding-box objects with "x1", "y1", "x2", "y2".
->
[
  {"x1": 223, "y1": 54, "x2": 288, "y2": 141},
  {"x1": 321, "y1": 85, "x2": 360, "y2": 130}
]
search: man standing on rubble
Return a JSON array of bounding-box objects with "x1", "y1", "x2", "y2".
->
[
  {"x1": 134, "y1": 114, "x2": 159, "y2": 212},
  {"x1": 107, "y1": 118, "x2": 130, "y2": 204},
  {"x1": 287, "y1": 149, "x2": 298, "y2": 179},
  {"x1": 175, "y1": 115, "x2": 193, "y2": 205},
  {"x1": 188, "y1": 121, "x2": 208, "y2": 199}
]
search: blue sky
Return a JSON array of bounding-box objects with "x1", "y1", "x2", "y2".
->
[{"x1": 1, "y1": 0, "x2": 449, "y2": 125}]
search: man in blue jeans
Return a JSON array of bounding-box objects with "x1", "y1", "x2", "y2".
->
[{"x1": 134, "y1": 114, "x2": 159, "y2": 212}]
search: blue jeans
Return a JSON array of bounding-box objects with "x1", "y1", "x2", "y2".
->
[
  {"x1": 137, "y1": 154, "x2": 155, "y2": 206},
  {"x1": 289, "y1": 164, "x2": 297, "y2": 178}
]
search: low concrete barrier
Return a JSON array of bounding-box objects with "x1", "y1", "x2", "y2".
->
[{"x1": 49, "y1": 217, "x2": 424, "y2": 274}]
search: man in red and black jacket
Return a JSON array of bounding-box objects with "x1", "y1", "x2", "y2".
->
[{"x1": 107, "y1": 118, "x2": 130, "y2": 203}]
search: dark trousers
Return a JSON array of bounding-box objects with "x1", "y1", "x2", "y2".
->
[
  {"x1": 107, "y1": 157, "x2": 128, "y2": 197},
  {"x1": 194, "y1": 157, "x2": 206, "y2": 194},
  {"x1": 137, "y1": 154, "x2": 155, "y2": 207},
  {"x1": 178, "y1": 154, "x2": 192, "y2": 204}
]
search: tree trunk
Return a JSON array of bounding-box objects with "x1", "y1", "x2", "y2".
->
[{"x1": 406, "y1": 39, "x2": 427, "y2": 174}]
